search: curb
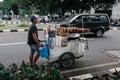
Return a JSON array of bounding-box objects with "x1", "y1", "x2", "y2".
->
[
  {"x1": 110, "y1": 27, "x2": 120, "y2": 30},
  {"x1": 2, "y1": 21, "x2": 21, "y2": 24},
  {"x1": 69, "y1": 67, "x2": 120, "y2": 80},
  {"x1": 0, "y1": 27, "x2": 119, "y2": 33},
  {"x1": 0, "y1": 29, "x2": 43, "y2": 33},
  {"x1": 2, "y1": 21, "x2": 50, "y2": 24}
]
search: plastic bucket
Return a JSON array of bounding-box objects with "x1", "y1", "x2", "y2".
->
[{"x1": 39, "y1": 44, "x2": 48, "y2": 58}]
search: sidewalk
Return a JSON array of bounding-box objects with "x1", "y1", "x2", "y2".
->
[
  {"x1": 0, "y1": 21, "x2": 56, "y2": 33},
  {"x1": 0, "y1": 28, "x2": 43, "y2": 33},
  {"x1": 0, "y1": 20, "x2": 120, "y2": 33},
  {"x1": 69, "y1": 66, "x2": 120, "y2": 80},
  {"x1": 0, "y1": 27, "x2": 120, "y2": 33}
]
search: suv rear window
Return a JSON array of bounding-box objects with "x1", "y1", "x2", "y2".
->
[
  {"x1": 75, "y1": 15, "x2": 86, "y2": 22},
  {"x1": 99, "y1": 15, "x2": 108, "y2": 21},
  {"x1": 87, "y1": 15, "x2": 101, "y2": 22},
  {"x1": 87, "y1": 15, "x2": 108, "y2": 22}
]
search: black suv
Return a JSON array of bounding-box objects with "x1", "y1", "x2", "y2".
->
[{"x1": 60, "y1": 14, "x2": 110, "y2": 37}]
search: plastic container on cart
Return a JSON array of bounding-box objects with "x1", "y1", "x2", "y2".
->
[
  {"x1": 39, "y1": 44, "x2": 49, "y2": 58},
  {"x1": 61, "y1": 39, "x2": 67, "y2": 47},
  {"x1": 49, "y1": 38, "x2": 55, "y2": 49},
  {"x1": 68, "y1": 33, "x2": 80, "y2": 41},
  {"x1": 48, "y1": 30, "x2": 56, "y2": 38},
  {"x1": 55, "y1": 36, "x2": 68, "y2": 47}
]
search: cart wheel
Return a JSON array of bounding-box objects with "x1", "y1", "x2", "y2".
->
[{"x1": 59, "y1": 52, "x2": 75, "y2": 68}]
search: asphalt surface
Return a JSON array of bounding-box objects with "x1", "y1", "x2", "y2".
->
[
  {"x1": 64, "y1": 29, "x2": 120, "y2": 77},
  {"x1": 0, "y1": 29, "x2": 120, "y2": 77},
  {"x1": 0, "y1": 31, "x2": 48, "y2": 67}
]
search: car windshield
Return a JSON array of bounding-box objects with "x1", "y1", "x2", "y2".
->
[{"x1": 65, "y1": 15, "x2": 76, "y2": 22}]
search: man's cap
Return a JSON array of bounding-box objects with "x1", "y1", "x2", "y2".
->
[{"x1": 31, "y1": 15, "x2": 38, "y2": 21}]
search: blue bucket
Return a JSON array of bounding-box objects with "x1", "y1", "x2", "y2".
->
[{"x1": 39, "y1": 44, "x2": 49, "y2": 58}]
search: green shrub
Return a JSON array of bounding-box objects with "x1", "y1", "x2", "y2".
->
[
  {"x1": 0, "y1": 21, "x2": 2, "y2": 23},
  {"x1": 0, "y1": 61, "x2": 68, "y2": 80},
  {"x1": 18, "y1": 23, "x2": 29, "y2": 27},
  {"x1": 0, "y1": 24, "x2": 5, "y2": 27}
]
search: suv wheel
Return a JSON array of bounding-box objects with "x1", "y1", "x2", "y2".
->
[{"x1": 95, "y1": 29, "x2": 104, "y2": 37}]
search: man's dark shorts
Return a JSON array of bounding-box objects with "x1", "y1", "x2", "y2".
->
[{"x1": 29, "y1": 44, "x2": 40, "y2": 55}]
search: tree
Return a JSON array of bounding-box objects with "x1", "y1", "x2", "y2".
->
[
  {"x1": 11, "y1": 4, "x2": 19, "y2": 15},
  {"x1": 0, "y1": 0, "x2": 117, "y2": 18},
  {"x1": 47, "y1": 0, "x2": 60, "y2": 15},
  {"x1": 19, "y1": 0, "x2": 43, "y2": 14},
  {"x1": 1, "y1": 0, "x2": 19, "y2": 15}
]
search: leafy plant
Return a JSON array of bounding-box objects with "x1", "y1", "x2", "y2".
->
[
  {"x1": 43, "y1": 64, "x2": 68, "y2": 80},
  {"x1": 0, "y1": 23, "x2": 5, "y2": 27},
  {"x1": 18, "y1": 23, "x2": 29, "y2": 27},
  {"x1": 0, "y1": 63, "x2": 10, "y2": 80},
  {"x1": 0, "y1": 61, "x2": 68, "y2": 80}
]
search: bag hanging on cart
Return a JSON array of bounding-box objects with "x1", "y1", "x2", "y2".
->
[{"x1": 39, "y1": 44, "x2": 49, "y2": 58}]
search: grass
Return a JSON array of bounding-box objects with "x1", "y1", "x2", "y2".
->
[{"x1": 0, "y1": 23, "x2": 47, "y2": 30}]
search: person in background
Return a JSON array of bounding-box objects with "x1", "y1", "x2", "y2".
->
[{"x1": 27, "y1": 15, "x2": 42, "y2": 69}]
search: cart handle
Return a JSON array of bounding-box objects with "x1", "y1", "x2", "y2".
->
[{"x1": 40, "y1": 40, "x2": 47, "y2": 43}]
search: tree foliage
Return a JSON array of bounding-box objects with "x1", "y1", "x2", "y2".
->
[
  {"x1": 0, "y1": 0, "x2": 117, "y2": 15},
  {"x1": 19, "y1": 0, "x2": 41, "y2": 14},
  {"x1": 1, "y1": 0, "x2": 18, "y2": 15}
]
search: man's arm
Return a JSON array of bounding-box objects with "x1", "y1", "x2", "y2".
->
[{"x1": 32, "y1": 33, "x2": 42, "y2": 47}]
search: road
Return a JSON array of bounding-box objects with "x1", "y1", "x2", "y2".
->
[
  {"x1": 0, "y1": 29, "x2": 120, "y2": 77},
  {"x1": 0, "y1": 31, "x2": 47, "y2": 67}
]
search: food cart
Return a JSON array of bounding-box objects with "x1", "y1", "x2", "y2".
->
[{"x1": 40, "y1": 26, "x2": 89, "y2": 68}]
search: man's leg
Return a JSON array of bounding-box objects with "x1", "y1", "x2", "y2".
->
[
  {"x1": 29, "y1": 53, "x2": 34, "y2": 66},
  {"x1": 29, "y1": 45, "x2": 35, "y2": 66},
  {"x1": 33, "y1": 54, "x2": 40, "y2": 65},
  {"x1": 32, "y1": 45, "x2": 40, "y2": 66}
]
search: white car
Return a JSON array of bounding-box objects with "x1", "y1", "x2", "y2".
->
[{"x1": 40, "y1": 16, "x2": 51, "y2": 23}]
